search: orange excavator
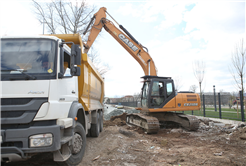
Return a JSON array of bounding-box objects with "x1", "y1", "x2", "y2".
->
[{"x1": 83, "y1": 7, "x2": 200, "y2": 133}]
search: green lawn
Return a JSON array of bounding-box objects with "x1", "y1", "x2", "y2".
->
[
  {"x1": 176, "y1": 109, "x2": 245, "y2": 121},
  {"x1": 205, "y1": 107, "x2": 240, "y2": 112}
]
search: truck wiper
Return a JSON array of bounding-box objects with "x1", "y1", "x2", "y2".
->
[{"x1": 1, "y1": 68, "x2": 36, "y2": 80}]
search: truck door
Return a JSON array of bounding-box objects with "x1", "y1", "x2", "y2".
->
[{"x1": 49, "y1": 46, "x2": 77, "y2": 106}]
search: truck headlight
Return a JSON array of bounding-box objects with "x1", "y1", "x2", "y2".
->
[{"x1": 29, "y1": 133, "x2": 53, "y2": 147}]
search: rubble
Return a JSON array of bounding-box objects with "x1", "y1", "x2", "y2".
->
[
  {"x1": 103, "y1": 108, "x2": 140, "y2": 120},
  {"x1": 8, "y1": 105, "x2": 246, "y2": 166}
]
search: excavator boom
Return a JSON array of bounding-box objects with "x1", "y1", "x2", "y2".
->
[{"x1": 83, "y1": 7, "x2": 157, "y2": 76}]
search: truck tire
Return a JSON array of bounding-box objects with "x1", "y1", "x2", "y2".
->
[
  {"x1": 90, "y1": 112, "x2": 100, "y2": 137},
  {"x1": 99, "y1": 111, "x2": 103, "y2": 132},
  {"x1": 66, "y1": 122, "x2": 86, "y2": 166}
]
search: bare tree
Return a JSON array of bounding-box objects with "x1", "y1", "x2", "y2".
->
[
  {"x1": 173, "y1": 76, "x2": 183, "y2": 92},
  {"x1": 229, "y1": 38, "x2": 246, "y2": 95},
  {"x1": 133, "y1": 92, "x2": 141, "y2": 102},
  {"x1": 189, "y1": 85, "x2": 198, "y2": 93},
  {"x1": 32, "y1": 0, "x2": 109, "y2": 76},
  {"x1": 32, "y1": 0, "x2": 95, "y2": 34},
  {"x1": 87, "y1": 46, "x2": 109, "y2": 76},
  {"x1": 193, "y1": 60, "x2": 206, "y2": 99}
]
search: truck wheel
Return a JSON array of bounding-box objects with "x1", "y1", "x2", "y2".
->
[
  {"x1": 99, "y1": 111, "x2": 103, "y2": 132},
  {"x1": 90, "y1": 112, "x2": 100, "y2": 137},
  {"x1": 66, "y1": 122, "x2": 86, "y2": 166}
]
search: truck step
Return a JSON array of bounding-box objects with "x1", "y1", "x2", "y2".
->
[
  {"x1": 61, "y1": 136, "x2": 73, "y2": 145},
  {"x1": 53, "y1": 143, "x2": 71, "y2": 162}
]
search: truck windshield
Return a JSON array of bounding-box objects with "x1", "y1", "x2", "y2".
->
[{"x1": 1, "y1": 38, "x2": 57, "y2": 80}]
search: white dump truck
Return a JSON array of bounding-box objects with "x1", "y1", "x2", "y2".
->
[{"x1": 1, "y1": 34, "x2": 104, "y2": 165}]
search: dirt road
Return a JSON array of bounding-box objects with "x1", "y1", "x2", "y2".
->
[{"x1": 4, "y1": 112, "x2": 246, "y2": 166}]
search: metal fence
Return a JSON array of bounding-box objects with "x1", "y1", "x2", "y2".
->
[
  {"x1": 109, "y1": 91, "x2": 245, "y2": 122},
  {"x1": 198, "y1": 91, "x2": 245, "y2": 122}
]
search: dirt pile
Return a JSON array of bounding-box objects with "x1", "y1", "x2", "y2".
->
[
  {"x1": 103, "y1": 113, "x2": 127, "y2": 127},
  {"x1": 229, "y1": 125, "x2": 246, "y2": 145},
  {"x1": 104, "y1": 109, "x2": 125, "y2": 120}
]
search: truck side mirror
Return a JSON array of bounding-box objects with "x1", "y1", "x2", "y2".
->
[
  {"x1": 71, "y1": 44, "x2": 81, "y2": 65},
  {"x1": 70, "y1": 66, "x2": 81, "y2": 76},
  {"x1": 70, "y1": 44, "x2": 81, "y2": 76}
]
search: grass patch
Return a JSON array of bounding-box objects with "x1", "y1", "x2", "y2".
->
[
  {"x1": 205, "y1": 107, "x2": 239, "y2": 112},
  {"x1": 176, "y1": 110, "x2": 245, "y2": 121}
]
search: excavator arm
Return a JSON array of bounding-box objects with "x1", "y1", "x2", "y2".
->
[{"x1": 83, "y1": 7, "x2": 157, "y2": 76}]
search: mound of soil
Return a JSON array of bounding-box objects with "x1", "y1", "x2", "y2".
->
[{"x1": 104, "y1": 113, "x2": 127, "y2": 127}]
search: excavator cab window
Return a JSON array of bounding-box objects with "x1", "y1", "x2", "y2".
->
[
  {"x1": 166, "y1": 82, "x2": 173, "y2": 98},
  {"x1": 141, "y1": 81, "x2": 149, "y2": 108},
  {"x1": 142, "y1": 76, "x2": 175, "y2": 108},
  {"x1": 150, "y1": 81, "x2": 165, "y2": 107}
]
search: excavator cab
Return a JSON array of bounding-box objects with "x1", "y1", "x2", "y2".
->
[{"x1": 141, "y1": 76, "x2": 175, "y2": 109}]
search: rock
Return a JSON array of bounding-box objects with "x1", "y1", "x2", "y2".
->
[
  {"x1": 240, "y1": 136, "x2": 246, "y2": 140},
  {"x1": 222, "y1": 128, "x2": 234, "y2": 134},
  {"x1": 125, "y1": 109, "x2": 140, "y2": 114},
  {"x1": 170, "y1": 128, "x2": 183, "y2": 133},
  {"x1": 123, "y1": 163, "x2": 137, "y2": 166},
  {"x1": 214, "y1": 152, "x2": 223, "y2": 156},
  {"x1": 240, "y1": 134, "x2": 246, "y2": 140},
  {"x1": 160, "y1": 139, "x2": 168, "y2": 147},
  {"x1": 119, "y1": 128, "x2": 135, "y2": 137},
  {"x1": 214, "y1": 123, "x2": 225, "y2": 127},
  {"x1": 104, "y1": 109, "x2": 125, "y2": 120},
  {"x1": 209, "y1": 122, "x2": 214, "y2": 127},
  {"x1": 201, "y1": 118, "x2": 210, "y2": 125},
  {"x1": 238, "y1": 123, "x2": 246, "y2": 128}
]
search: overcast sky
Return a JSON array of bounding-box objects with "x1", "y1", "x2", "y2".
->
[{"x1": 0, "y1": 0, "x2": 245, "y2": 97}]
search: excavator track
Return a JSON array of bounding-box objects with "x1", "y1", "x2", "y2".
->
[
  {"x1": 126, "y1": 113, "x2": 160, "y2": 134},
  {"x1": 126, "y1": 112, "x2": 200, "y2": 134},
  {"x1": 176, "y1": 113, "x2": 200, "y2": 131},
  {"x1": 154, "y1": 112, "x2": 200, "y2": 131}
]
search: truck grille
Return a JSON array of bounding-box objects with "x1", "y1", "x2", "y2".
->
[
  {"x1": 1, "y1": 111, "x2": 25, "y2": 118},
  {"x1": 1, "y1": 98, "x2": 33, "y2": 105},
  {"x1": 1, "y1": 98, "x2": 48, "y2": 125}
]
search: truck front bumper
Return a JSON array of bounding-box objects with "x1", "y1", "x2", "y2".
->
[{"x1": 1, "y1": 124, "x2": 61, "y2": 162}]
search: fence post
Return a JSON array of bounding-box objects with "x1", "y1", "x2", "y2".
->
[
  {"x1": 203, "y1": 94, "x2": 206, "y2": 117},
  {"x1": 192, "y1": 110, "x2": 193, "y2": 115},
  {"x1": 213, "y1": 85, "x2": 217, "y2": 112},
  {"x1": 218, "y1": 93, "x2": 222, "y2": 119},
  {"x1": 239, "y1": 91, "x2": 245, "y2": 122}
]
